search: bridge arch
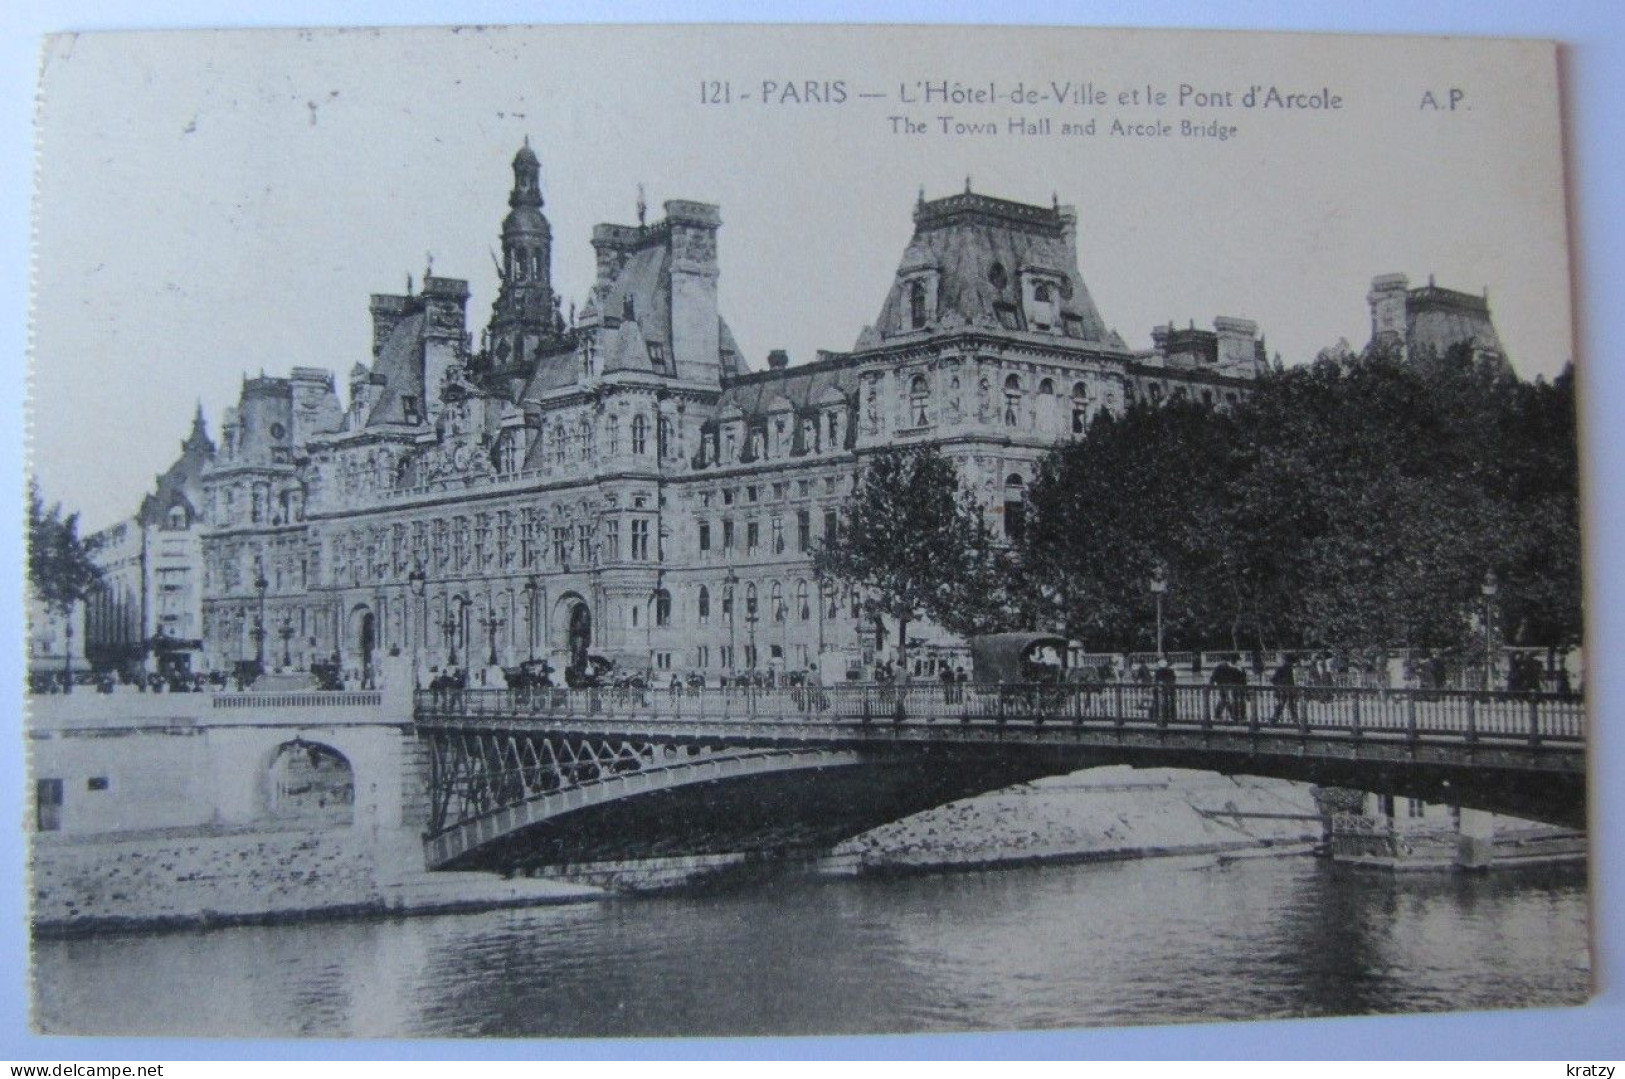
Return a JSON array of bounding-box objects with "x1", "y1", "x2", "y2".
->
[{"x1": 262, "y1": 738, "x2": 355, "y2": 826}]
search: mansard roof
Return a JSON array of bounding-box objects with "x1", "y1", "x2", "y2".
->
[
  {"x1": 137, "y1": 415, "x2": 215, "y2": 527},
  {"x1": 364, "y1": 311, "x2": 427, "y2": 426},
  {"x1": 869, "y1": 191, "x2": 1115, "y2": 346},
  {"x1": 1405, "y1": 284, "x2": 1504, "y2": 361},
  {"x1": 715, "y1": 355, "x2": 858, "y2": 420}
]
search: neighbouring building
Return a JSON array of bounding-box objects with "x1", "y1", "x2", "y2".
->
[
  {"x1": 82, "y1": 406, "x2": 215, "y2": 681},
  {"x1": 192, "y1": 142, "x2": 1273, "y2": 684}
]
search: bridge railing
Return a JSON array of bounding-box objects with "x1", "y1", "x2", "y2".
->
[{"x1": 414, "y1": 682, "x2": 1586, "y2": 747}]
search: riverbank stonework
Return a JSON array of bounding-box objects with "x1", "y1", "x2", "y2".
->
[
  {"x1": 31, "y1": 825, "x2": 382, "y2": 933},
  {"x1": 29, "y1": 824, "x2": 601, "y2": 936}
]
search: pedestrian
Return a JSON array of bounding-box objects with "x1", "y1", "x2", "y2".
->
[
  {"x1": 1153, "y1": 658, "x2": 1177, "y2": 723},
  {"x1": 1270, "y1": 654, "x2": 1300, "y2": 725},
  {"x1": 1210, "y1": 653, "x2": 1247, "y2": 723}
]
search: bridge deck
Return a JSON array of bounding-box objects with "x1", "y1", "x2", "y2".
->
[{"x1": 416, "y1": 683, "x2": 1585, "y2": 759}]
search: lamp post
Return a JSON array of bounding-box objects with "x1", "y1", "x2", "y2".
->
[
  {"x1": 440, "y1": 600, "x2": 461, "y2": 668},
  {"x1": 1149, "y1": 562, "x2": 1168, "y2": 660},
  {"x1": 1482, "y1": 569, "x2": 1499, "y2": 690},
  {"x1": 724, "y1": 569, "x2": 738, "y2": 672},
  {"x1": 480, "y1": 609, "x2": 505, "y2": 668},
  {"x1": 408, "y1": 566, "x2": 427, "y2": 688},
  {"x1": 61, "y1": 614, "x2": 74, "y2": 695},
  {"x1": 253, "y1": 563, "x2": 269, "y2": 675},
  {"x1": 522, "y1": 575, "x2": 540, "y2": 662},
  {"x1": 278, "y1": 616, "x2": 295, "y2": 670}
]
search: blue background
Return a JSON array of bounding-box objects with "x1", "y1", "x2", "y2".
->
[{"x1": 2, "y1": 0, "x2": 1620, "y2": 1061}]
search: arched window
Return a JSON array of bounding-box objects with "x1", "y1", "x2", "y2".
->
[
  {"x1": 909, "y1": 374, "x2": 930, "y2": 426},
  {"x1": 771, "y1": 582, "x2": 785, "y2": 622},
  {"x1": 167, "y1": 505, "x2": 187, "y2": 530},
  {"x1": 658, "y1": 416, "x2": 672, "y2": 458},
  {"x1": 909, "y1": 280, "x2": 927, "y2": 329},
  {"x1": 745, "y1": 583, "x2": 759, "y2": 620},
  {"x1": 1039, "y1": 378, "x2": 1055, "y2": 396},
  {"x1": 531, "y1": 251, "x2": 543, "y2": 280},
  {"x1": 796, "y1": 580, "x2": 810, "y2": 621},
  {"x1": 655, "y1": 589, "x2": 672, "y2": 628},
  {"x1": 1033, "y1": 281, "x2": 1053, "y2": 303},
  {"x1": 512, "y1": 248, "x2": 526, "y2": 281},
  {"x1": 1004, "y1": 473, "x2": 1027, "y2": 544},
  {"x1": 1071, "y1": 382, "x2": 1089, "y2": 434},
  {"x1": 824, "y1": 580, "x2": 839, "y2": 618},
  {"x1": 698, "y1": 585, "x2": 711, "y2": 623},
  {"x1": 1003, "y1": 374, "x2": 1022, "y2": 427},
  {"x1": 500, "y1": 433, "x2": 518, "y2": 473},
  {"x1": 631, "y1": 415, "x2": 648, "y2": 454}
]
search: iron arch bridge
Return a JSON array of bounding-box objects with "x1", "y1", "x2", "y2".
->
[{"x1": 415, "y1": 682, "x2": 1587, "y2": 871}]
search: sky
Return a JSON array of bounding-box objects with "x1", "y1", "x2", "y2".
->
[{"x1": 29, "y1": 25, "x2": 1572, "y2": 532}]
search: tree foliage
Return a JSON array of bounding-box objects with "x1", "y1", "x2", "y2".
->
[
  {"x1": 28, "y1": 478, "x2": 102, "y2": 619},
  {"x1": 813, "y1": 445, "x2": 1015, "y2": 664},
  {"x1": 1014, "y1": 348, "x2": 1581, "y2": 655}
]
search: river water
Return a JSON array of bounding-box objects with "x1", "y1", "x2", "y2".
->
[{"x1": 32, "y1": 855, "x2": 1589, "y2": 1038}]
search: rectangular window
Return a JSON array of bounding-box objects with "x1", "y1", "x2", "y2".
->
[
  {"x1": 772, "y1": 517, "x2": 784, "y2": 554},
  {"x1": 746, "y1": 521, "x2": 760, "y2": 551},
  {"x1": 631, "y1": 520, "x2": 650, "y2": 561},
  {"x1": 577, "y1": 524, "x2": 591, "y2": 564},
  {"x1": 553, "y1": 527, "x2": 569, "y2": 566},
  {"x1": 696, "y1": 645, "x2": 710, "y2": 669},
  {"x1": 797, "y1": 509, "x2": 811, "y2": 552},
  {"x1": 698, "y1": 520, "x2": 711, "y2": 552},
  {"x1": 654, "y1": 651, "x2": 672, "y2": 670},
  {"x1": 1407, "y1": 798, "x2": 1427, "y2": 819},
  {"x1": 87, "y1": 776, "x2": 109, "y2": 792},
  {"x1": 36, "y1": 779, "x2": 63, "y2": 832},
  {"x1": 722, "y1": 519, "x2": 735, "y2": 550},
  {"x1": 824, "y1": 510, "x2": 838, "y2": 544},
  {"x1": 605, "y1": 519, "x2": 620, "y2": 561}
]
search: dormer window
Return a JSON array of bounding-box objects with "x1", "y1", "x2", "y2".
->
[
  {"x1": 909, "y1": 281, "x2": 927, "y2": 329},
  {"x1": 166, "y1": 505, "x2": 187, "y2": 530},
  {"x1": 1021, "y1": 271, "x2": 1064, "y2": 332},
  {"x1": 623, "y1": 294, "x2": 636, "y2": 323}
]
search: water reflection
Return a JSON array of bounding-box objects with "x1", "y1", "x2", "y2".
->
[{"x1": 32, "y1": 857, "x2": 1589, "y2": 1038}]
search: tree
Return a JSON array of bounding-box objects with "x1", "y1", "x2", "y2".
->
[
  {"x1": 813, "y1": 446, "x2": 1008, "y2": 671},
  {"x1": 1017, "y1": 400, "x2": 1246, "y2": 651},
  {"x1": 28, "y1": 478, "x2": 103, "y2": 690}
]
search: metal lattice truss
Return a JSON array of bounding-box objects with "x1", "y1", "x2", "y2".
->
[{"x1": 424, "y1": 729, "x2": 724, "y2": 837}]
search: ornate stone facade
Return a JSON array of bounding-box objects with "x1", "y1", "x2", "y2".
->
[{"x1": 196, "y1": 143, "x2": 1268, "y2": 682}]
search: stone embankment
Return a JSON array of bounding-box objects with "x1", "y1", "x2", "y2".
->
[{"x1": 29, "y1": 824, "x2": 601, "y2": 937}]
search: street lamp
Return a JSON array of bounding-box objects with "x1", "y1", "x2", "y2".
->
[
  {"x1": 278, "y1": 616, "x2": 295, "y2": 669},
  {"x1": 522, "y1": 575, "x2": 540, "y2": 661},
  {"x1": 408, "y1": 565, "x2": 427, "y2": 688},
  {"x1": 253, "y1": 563, "x2": 269, "y2": 674},
  {"x1": 746, "y1": 602, "x2": 760, "y2": 671},
  {"x1": 61, "y1": 614, "x2": 74, "y2": 696},
  {"x1": 1148, "y1": 562, "x2": 1168, "y2": 659},
  {"x1": 724, "y1": 568, "x2": 738, "y2": 671},
  {"x1": 1482, "y1": 569, "x2": 1499, "y2": 690},
  {"x1": 480, "y1": 609, "x2": 505, "y2": 667},
  {"x1": 440, "y1": 598, "x2": 462, "y2": 668}
]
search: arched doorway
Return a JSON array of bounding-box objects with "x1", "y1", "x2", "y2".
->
[
  {"x1": 264, "y1": 739, "x2": 354, "y2": 826},
  {"x1": 359, "y1": 611, "x2": 376, "y2": 680},
  {"x1": 567, "y1": 602, "x2": 592, "y2": 672}
]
